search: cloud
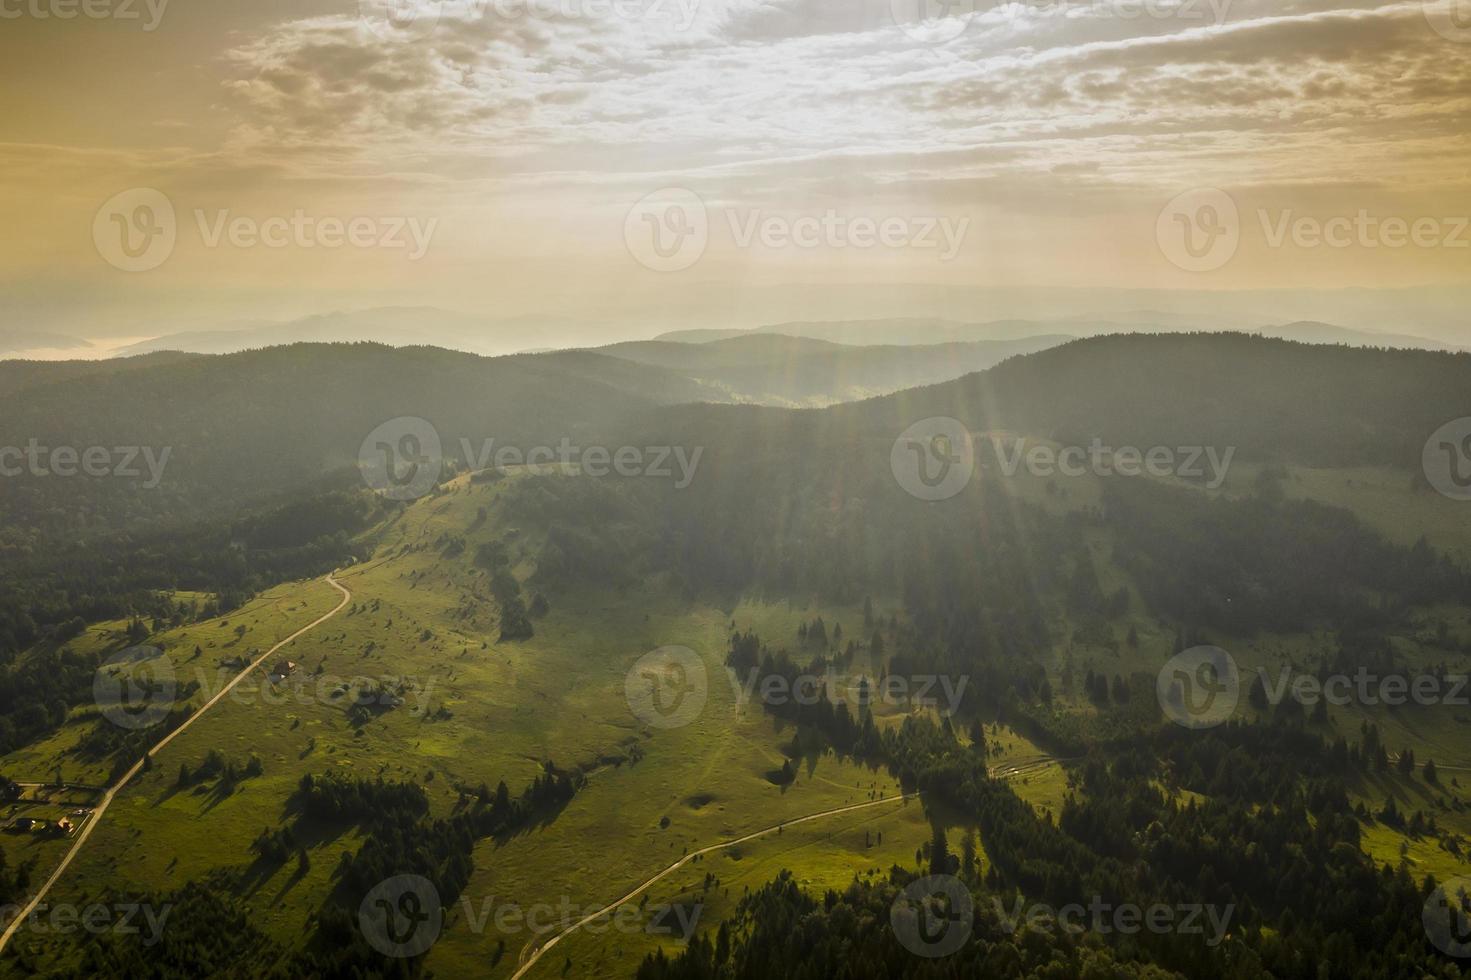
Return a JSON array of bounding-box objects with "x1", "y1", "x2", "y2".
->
[{"x1": 197, "y1": 0, "x2": 1466, "y2": 200}]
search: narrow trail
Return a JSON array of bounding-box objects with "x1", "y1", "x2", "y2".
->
[
  {"x1": 0, "y1": 572, "x2": 352, "y2": 957},
  {"x1": 511, "y1": 793, "x2": 920, "y2": 979},
  {"x1": 510, "y1": 752, "x2": 1075, "y2": 977}
]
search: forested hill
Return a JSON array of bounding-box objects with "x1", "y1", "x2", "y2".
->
[
  {"x1": 632, "y1": 333, "x2": 1471, "y2": 472},
  {"x1": 0, "y1": 351, "x2": 202, "y2": 399},
  {"x1": 0, "y1": 342, "x2": 722, "y2": 538},
  {"x1": 12, "y1": 333, "x2": 1463, "y2": 544},
  {"x1": 847, "y1": 332, "x2": 1471, "y2": 468}
]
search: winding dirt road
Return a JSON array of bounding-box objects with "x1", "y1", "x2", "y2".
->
[
  {"x1": 511, "y1": 792, "x2": 919, "y2": 979},
  {"x1": 0, "y1": 572, "x2": 352, "y2": 957},
  {"x1": 509, "y1": 753, "x2": 1077, "y2": 977}
]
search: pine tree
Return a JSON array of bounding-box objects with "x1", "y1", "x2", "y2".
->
[
  {"x1": 930, "y1": 825, "x2": 951, "y2": 875},
  {"x1": 969, "y1": 719, "x2": 987, "y2": 756}
]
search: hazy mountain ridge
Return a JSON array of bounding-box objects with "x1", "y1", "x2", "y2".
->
[
  {"x1": 653, "y1": 316, "x2": 1460, "y2": 353},
  {"x1": 0, "y1": 351, "x2": 203, "y2": 399},
  {"x1": 591, "y1": 333, "x2": 1070, "y2": 405},
  {"x1": 0, "y1": 328, "x2": 92, "y2": 357},
  {"x1": 631, "y1": 333, "x2": 1471, "y2": 477},
  {"x1": 0, "y1": 342, "x2": 716, "y2": 536}
]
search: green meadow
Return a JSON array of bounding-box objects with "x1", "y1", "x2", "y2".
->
[
  {"x1": 1, "y1": 474, "x2": 960, "y2": 977},
  {"x1": 6, "y1": 459, "x2": 1471, "y2": 977}
]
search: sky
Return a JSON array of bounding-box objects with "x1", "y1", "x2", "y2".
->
[{"x1": 1, "y1": 0, "x2": 1469, "y2": 352}]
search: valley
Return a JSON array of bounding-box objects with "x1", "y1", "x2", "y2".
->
[{"x1": 0, "y1": 334, "x2": 1469, "y2": 978}]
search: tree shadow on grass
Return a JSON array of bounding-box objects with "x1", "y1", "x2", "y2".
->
[{"x1": 240, "y1": 813, "x2": 354, "y2": 900}]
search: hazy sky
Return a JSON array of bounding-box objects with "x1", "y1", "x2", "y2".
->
[{"x1": 2, "y1": 0, "x2": 1469, "y2": 348}]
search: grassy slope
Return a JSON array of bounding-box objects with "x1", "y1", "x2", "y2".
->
[
  {"x1": 0, "y1": 476, "x2": 935, "y2": 977},
  {"x1": 6, "y1": 453, "x2": 1471, "y2": 976}
]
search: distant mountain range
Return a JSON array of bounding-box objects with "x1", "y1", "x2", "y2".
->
[
  {"x1": 0, "y1": 328, "x2": 92, "y2": 357},
  {"x1": 1257, "y1": 320, "x2": 1464, "y2": 351},
  {"x1": 108, "y1": 308, "x2": 545, "y2": 358},
  {"x1": 587, "y1": 333, "x2": 1070, "y2": 406},
  {"x1": 17, "y1": 305, "x2": 1454, "y2": 364},
  {"x1": 652, "y1": 317, "x2": 1463, "y2": 352},
  {"x1": 6, "y1": 331, "x2": 1469, "y2": 549}
]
